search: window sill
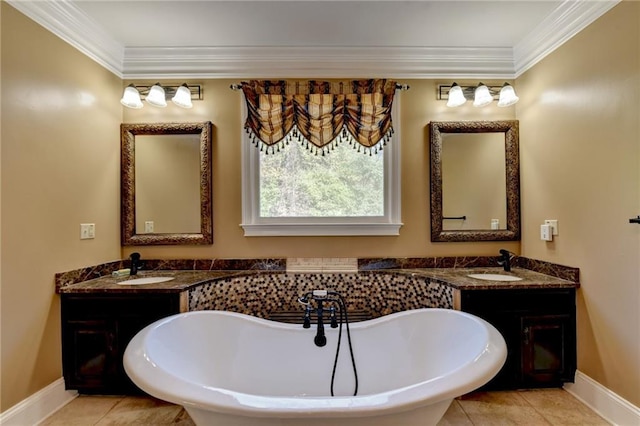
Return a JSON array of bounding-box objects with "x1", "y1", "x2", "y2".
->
[{"x1": 241, "y1": 222, "x2": 403, "y2": 237}]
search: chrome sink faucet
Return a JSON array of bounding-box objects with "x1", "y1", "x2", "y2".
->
[{"x1": 497, "y1": 249, "x2": 515, "y2": 272}]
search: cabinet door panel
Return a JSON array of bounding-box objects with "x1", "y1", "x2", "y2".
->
[
  {"x1": 61, "y1": 293, "x2": 181, "y2": 394},
  {"x1": 521, "y1": 314, "x2": 571, "y2": 385},
  {"x1": 64, "y1": 320, "x2": 117, "y2": 390}
]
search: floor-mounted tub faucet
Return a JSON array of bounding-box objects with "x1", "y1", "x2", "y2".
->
[
  {"x1": 129, "y1": 252, "x2": 142, "y2": 275},
  {"x1": 497, "y1": 249, "x2": 515, "y2": 272}
]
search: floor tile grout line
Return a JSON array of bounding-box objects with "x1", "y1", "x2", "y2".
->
[
  {"x1": 93, "y1": 396, "x2": 126, "y2": 426},
  {"x1": 512, "y1": 390, "x2": 556, "y2": 426},
  {"x1": 455, "y1": 396, "x2": 477, "y2": 425},
  {"x1": 171, "y1": 407, "x2": 186, "y2": 424}
]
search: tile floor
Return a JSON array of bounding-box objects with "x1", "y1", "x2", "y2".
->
[{"x1": 41, "y1": 389, "x2": 610, "y2": 425}]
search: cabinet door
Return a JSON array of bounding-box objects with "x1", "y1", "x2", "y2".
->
[
  {"x1": 63, "y1": 319, "x2": 118, "y2": 391},
  {"x1": 62, "y1": 293, "x2": 182, "y2": 394},
  {"x1": 521, "y1": 314, "x2": 573, "y2": 386}
]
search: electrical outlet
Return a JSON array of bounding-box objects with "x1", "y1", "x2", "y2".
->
[
  {"x1": 144, "y1": 221, "x2": 154, "y2": 233},
  {"x1": 80, "y1": 223, "x2": 95, "y2": 240},
  {"x1": 544, "y1": 219, "x2": 558, "y2": 235}
]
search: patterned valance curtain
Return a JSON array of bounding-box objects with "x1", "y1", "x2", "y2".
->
[{"x1": 241, "y1": 79, "x2": 398, "y2": 155}]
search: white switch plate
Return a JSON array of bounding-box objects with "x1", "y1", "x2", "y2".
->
[
  {"x1": 80, "y1": 223, "x2": 95, "y2": 240},
  {"x1": 540, "y1": 224, "x2": 553, "y2": 241},
  {"x1": 144, "y1": 221, "x2": 154, "y2": 233},
  {"x1": 544, "y1": 219, "x2": 559, "y2": 235}
]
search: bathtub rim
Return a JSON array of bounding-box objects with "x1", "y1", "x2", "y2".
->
[{"x1": 123, "y1": 308, "x2": 507, "y2": 419}]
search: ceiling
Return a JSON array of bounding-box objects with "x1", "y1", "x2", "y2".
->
[{"x1": 8, "y1": 0, "x2": 619, "y2": 79}]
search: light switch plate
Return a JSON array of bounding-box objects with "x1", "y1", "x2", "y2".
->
[
  {"x1": 80, "y1": 223, "x2": 95, "y2": 239},
  {"x1": 540, "y1": 224, "x2": 553, "y2": 241}
]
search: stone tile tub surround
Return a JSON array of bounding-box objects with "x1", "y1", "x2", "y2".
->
[{"x1": 188, "y1": 272, "x2": 454, "y2": 319}]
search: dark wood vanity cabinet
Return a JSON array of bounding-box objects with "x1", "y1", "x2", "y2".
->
[
  {"x1": 61, "y1": 293, "x2": 181, "y2": 394},
  {"x1": 460, "y1": 288, "x2": 576, "y2": 390}
]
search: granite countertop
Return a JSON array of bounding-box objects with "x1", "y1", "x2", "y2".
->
[
  {"x1": 57, "y1": 270, "x2": 247, "y2": 293},
  {"x1": 390, "y1": 267, "x2": 577, "y2": 290},
  {"x1": 58, "y1": 266, "x2": 577, "y2": 294}
]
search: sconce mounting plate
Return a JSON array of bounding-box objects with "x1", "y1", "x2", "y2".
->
[
  {"x1": 437, "y1": 84, "x2": 503, "y2": 101},
  {"x1": 132, "y1": 84, "x2": 203, "y2": 101}
]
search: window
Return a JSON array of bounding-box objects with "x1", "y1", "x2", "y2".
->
[{"x1": 241, "y1": 94, "x2": 401, "y2": 236}]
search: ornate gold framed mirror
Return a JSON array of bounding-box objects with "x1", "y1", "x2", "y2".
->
[
  {"x1": 121, "y1": 122, "x2": 213, "y2": 245},
  {"x1": 429, "y1": 120, "x2": 520, "y2": 242}
]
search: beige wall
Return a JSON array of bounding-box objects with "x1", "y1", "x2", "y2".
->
[
  {"x1": 122, "y1": 79, "x2": 518, "y2": 259},
  {"x1": 0, "y1": 0, "x2": 3, "y2": 409},
  {"x1": 517, "y1": 1, "x2": 640, "y2": 406},
  {"x1": 0, "y1": 3, "x2": 122, "y2": 410}
]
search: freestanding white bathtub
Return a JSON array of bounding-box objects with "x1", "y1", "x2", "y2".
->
[{"x1": 124, "y1": 308, "x2": 506, "y2": 426}]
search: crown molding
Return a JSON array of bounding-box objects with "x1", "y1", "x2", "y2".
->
[
  {"x1": 6, "y1": 0, "x2": 124, "y2": 77},
  {"x1": 7, "y1": 0, "x2": 619, "y2": 80},
  {"x1": 121, "y1": 46, "x2": 515, "y2": 79},
  {"x1": 514, "y1": 0, "x2": 621, "y2": 77}
]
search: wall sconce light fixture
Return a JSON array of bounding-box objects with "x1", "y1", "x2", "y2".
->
[
  {"x1": 438, "y1": 82, "x2": 519, "y2": 108},
  {"x1": 120, "y1": 83, "x2": 203, "y2": 109}
]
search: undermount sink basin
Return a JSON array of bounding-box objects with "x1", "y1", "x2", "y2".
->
[
  {"x1": 467, "y1": 273, "x2": 523, "y2": 282},
  {"x1": 118, "y1": 276, "x2": 175, "y2": 285}
]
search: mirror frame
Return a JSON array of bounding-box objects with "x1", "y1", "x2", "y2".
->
[
  {"x1": 429, "y1": 120, "x2": 520, "y2": 242},
  {"x1": 121, "y1": 122, "x2": 213, "y2": 245}
]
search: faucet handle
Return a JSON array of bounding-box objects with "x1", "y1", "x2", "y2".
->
[
  {"x1": 302, "y1": 306, "x2": 311, "y2": 329},
  {"x1": 329, "y1": 306, "x2": 338, "y2": 328},
  {"x1": 499, "y1": 249, "x2": 516, "y2": 258}
]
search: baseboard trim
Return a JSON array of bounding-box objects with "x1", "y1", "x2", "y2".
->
[
  {"x1": 564, "y1": 370, "x2": 640, "y2": 426},
  {"x1": 0, "y1": 378, "x2": 77, "y2": 426}
]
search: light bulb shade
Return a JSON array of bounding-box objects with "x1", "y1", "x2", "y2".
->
[
  {"x1": 473, "y1": 83, "x2": 493, "y2": 107},
  {"x1": 497, "y1": 83, "x2": 519, "y2": 107},
  {"x1": 171, "y1": 84, "x2": 193, "y2": 108},
  {"x1": 446, "y1": 83, "x2": 467, "y2": 107},
  {"x1": 146, "y1": 83, "x2": 167, "y2": 107},
  {"x1": 120, "y1": 85, "x2": 143, "y2": 109}
]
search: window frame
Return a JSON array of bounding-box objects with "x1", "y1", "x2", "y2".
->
[{"x1": 240, "y1": 93, "x2": 402, "y2": 236}]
